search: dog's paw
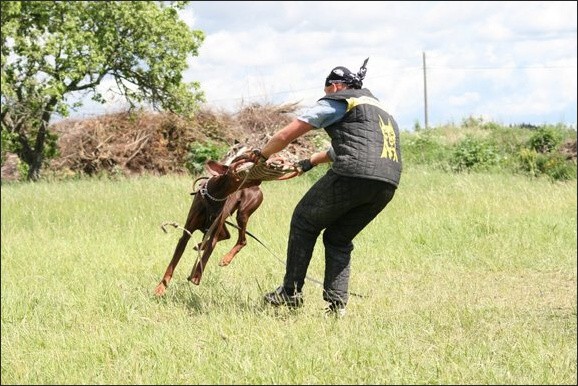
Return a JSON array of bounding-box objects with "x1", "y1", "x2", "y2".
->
[{"x1": 154, "y1": 284, "x2": 167, "y2": 297}]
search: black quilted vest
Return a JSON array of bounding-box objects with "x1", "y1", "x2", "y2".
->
[{"x1": 320, "y1": 88, "x2": 402, "y2": 187}]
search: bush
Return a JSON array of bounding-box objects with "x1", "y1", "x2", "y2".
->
[
  {"x1": 185, "y1": 141, "x2": 227, "y2": 176},
  {"x1": 518, "y1": 148, "x2": 540, "y2": 177},
  {"x1": 527, "y1": 127, "x2": 563, "y2": 153},
  {"x1": 401, "y1": 132, "x2": 450, "y2": 169},
  {"x1": 400, "y1": 122, "x2": 576, "y2": 181},
  {"x1": 535, "y1": 152, "x2": 577, "y2": 181},
  {"x1": 450, "y1": 136, "x2": 499, "y2": 172}
]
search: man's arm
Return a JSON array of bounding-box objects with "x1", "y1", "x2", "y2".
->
[
  {"x1": 297, "y1": 148, "x2": 332, "y2": 173},
  {"x1": 310, "y1": 150, "x2": 332, "y2": 165},
  {"x1": 260, "y1": 119, "x2": 314, "y2": 159}
]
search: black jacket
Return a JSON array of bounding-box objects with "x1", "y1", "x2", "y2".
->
[{"x1": 320, "y1": 88, "x2": 402, "y2": 187}]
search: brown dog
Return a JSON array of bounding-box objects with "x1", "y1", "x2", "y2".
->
[{"x1": 154, "y1": 157, "x2": 263, "y2": 296}]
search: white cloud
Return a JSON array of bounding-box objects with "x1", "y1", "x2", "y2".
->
[
  {"x1": 449, "y1": 92, "x2": 481, "y2": 107},
  {"x1": 74, "y1": 1, "x2": 578, "y2": 130}
]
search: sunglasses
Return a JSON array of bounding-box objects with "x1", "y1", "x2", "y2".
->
[{"x1": 324, "y1": 79, "x2": 347, "y2": 87}]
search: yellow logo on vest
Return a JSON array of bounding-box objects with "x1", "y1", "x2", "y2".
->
[{"x1": 380, "y1": 115, "x2": 398, "y2": 161}]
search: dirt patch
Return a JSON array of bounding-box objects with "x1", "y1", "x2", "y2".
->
[
  {"x1": 560, "y1": 138, "x2": 577, "y2": 162},
  {"x1": 0, "y1": 153, "x2": 20, "y2": 182}
]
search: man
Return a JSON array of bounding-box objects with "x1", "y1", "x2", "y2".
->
[{"x1": 249, "y1": 58, "x2": 402, "y2": 317}]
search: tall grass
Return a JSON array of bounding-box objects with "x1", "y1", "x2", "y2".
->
[{"x1": 1, "y1": 167, "x2": 576, "y2": 385}]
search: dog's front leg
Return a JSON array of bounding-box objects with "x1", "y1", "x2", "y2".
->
[
  {"x1": 154, "y1": 229, "x2": 192, "y2": 296},
  {"x1": 188, "y1": 232, "x2": 219, "y2": 285}
]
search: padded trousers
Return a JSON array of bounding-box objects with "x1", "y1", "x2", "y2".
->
[{"x1": 283, "y1": 169, "x2": 397, "y2": 306}]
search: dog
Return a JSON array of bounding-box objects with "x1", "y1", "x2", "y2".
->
[{"x1": 154, "y1": 154, "x2": 263, "y2": 296}]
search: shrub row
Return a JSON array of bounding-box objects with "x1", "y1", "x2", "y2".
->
[{"x1": 403, "y1": 117, "x2": 576, "y2": 181}]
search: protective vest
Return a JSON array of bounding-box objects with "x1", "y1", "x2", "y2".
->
[{"x1": 320, "y1": 88, "x2": 402, "y2": 187}]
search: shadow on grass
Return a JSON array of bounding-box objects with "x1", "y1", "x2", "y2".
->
[
  {"x1": 151, "y1": 280, "x2": 203, "y2": 312},
  {"x1": 149, "y1": 278, "x2": 309, "y2": 320}
]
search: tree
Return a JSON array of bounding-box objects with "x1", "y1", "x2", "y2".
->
[{"x1": 1, "y1": 1, "x2": 205, "y2": 181}]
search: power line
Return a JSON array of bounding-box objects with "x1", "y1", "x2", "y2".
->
[{"x1": 427, "y1": 65, "x2": 576, "y2": 70}]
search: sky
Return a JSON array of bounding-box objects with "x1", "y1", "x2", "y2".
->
[{"x1": 78, "y1": 1, "x2": 577, "y2": 131}]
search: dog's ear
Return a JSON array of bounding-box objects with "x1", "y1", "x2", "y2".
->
[{"x1": 206, "y1": 160, "x2": 228, "y2": 176}]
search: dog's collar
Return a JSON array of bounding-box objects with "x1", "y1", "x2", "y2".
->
[{"x1": 200, "y1": 179, "x2": 228, "y2": 202}]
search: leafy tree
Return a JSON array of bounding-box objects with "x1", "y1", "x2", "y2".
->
[{"x1": 1, "y1": 1, "x2": 205, "y2": 181}]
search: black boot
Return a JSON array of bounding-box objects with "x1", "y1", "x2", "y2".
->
[
  {"x1": 324, "y1": 302, "x2": 346, "y2": 318},
  {"x1": 263, "y1": 286, "x2": 303, "y2": 308}
]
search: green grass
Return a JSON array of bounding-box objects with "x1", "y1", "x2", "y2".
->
[{"x1": 2, "y1": 167, "x2": 576, "y2": 384}]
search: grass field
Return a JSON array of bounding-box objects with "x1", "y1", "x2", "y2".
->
[{"x1": 1, "y1": 166, "x2": 576, "y2": 384}]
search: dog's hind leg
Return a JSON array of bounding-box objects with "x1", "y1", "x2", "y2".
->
[
  {"x1": 219, "y1": 187, "x2": 263, "y2": 267},
  {"x1": 218, "y1": 224, "x2": 247, "y2": 267}
]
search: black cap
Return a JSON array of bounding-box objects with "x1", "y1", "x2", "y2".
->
[
  {"x1": 325, "y1": 66, "x2": 355, "y2": 85},
  {"x1": 324, "y1": 58, "x2": 369, "y2": 89}
]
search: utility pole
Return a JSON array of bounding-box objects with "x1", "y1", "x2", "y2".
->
[{"x1": 422, "y1": 51, "x2": 429, "y2": 130}]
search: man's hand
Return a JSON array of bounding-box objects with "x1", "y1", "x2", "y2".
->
[{"x1": 297, "y1": 158, "x2": 315, "y2": 173}]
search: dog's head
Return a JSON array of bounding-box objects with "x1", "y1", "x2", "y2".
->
[{"x1": 204, "y1": 159, "x2": 262, "y2": 190}]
